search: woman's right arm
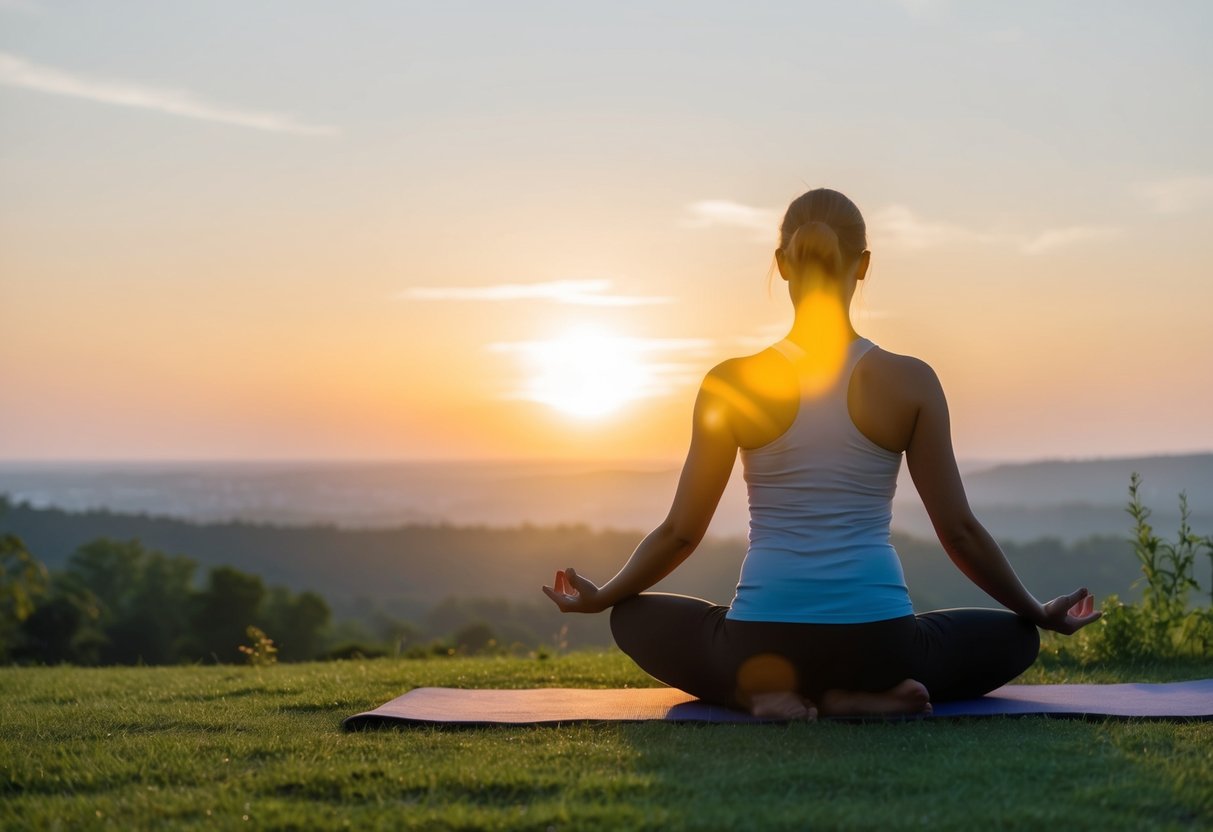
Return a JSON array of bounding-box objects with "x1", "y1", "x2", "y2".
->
[
  {"x1": 542, "y1": 365, "x2": 740, "y2": 614},
  {"x1": 903, "y1": 360, "x2": 1101, "y2": 635}
]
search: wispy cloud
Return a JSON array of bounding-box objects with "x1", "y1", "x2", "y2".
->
[
  {"x1": 489, "y1": 335, "x2": 713, "y2": 355},
  {"x1": 0, "y1": 51, "x2": 337, "y2": 136},
  {"x1": 685, "y1": 199, "x2": 1116, "y2": 256},
  {"x1": 870, "y1": 205, "x2": 1118, "y2": 255},
  {"x1": 681, "y1": 200, "x2": 780, "y2": 239},
  {"x1": 1020, "y1": 225, "x2": 1118, "y2": 255},
  {"x1": 1136, "y1": 175, "x2": 1213, "y2": 214},
  {"x1": 398, "y1": 279, "x2": 671, "y2": 307},
  {"x1": 868, "y1": 205, "x2": 1003, "y2": 250}
]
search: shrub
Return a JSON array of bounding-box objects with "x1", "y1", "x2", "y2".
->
[
  {"x1": 1063, "y1": 473, "x2": 1213, "y2": 663},
  {"x1": 237, "y1": 625, "x2": 278, "y2": 667}
]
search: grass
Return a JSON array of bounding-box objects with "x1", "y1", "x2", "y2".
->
[{"x1": 2, "y1": 651, "x2": 1212, "y2": 831}]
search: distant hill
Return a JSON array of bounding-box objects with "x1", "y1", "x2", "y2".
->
[
  {"x1": 959, "y1": 453, "x2": 1213, "y2": 508},
  {"x1": 891, "y1": 453, "x2": 1213, "y2": 542},
  {"x1": 1, "y1": 452, "x2": 1209, "y2": 543}
]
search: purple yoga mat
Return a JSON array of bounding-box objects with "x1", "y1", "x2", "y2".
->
[{"x1": 343, "y1": 680, "x2": 1213, "y2": 729}]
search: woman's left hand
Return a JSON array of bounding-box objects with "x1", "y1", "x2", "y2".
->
[
  {"x1": 1037, "y1": 587, "x2": 1102, "y2": 635},
  {"x1": 542, "y1": 568, "x2": 608, "y2": 614}
]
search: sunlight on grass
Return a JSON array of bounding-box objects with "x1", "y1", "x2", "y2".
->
[{"x1": 3, "y1": 654, "x2": 1211, "y2": 830}]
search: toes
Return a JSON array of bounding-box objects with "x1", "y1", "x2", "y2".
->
[{"x1": 750, "y1": 692, "x2": 813, "y2": 721}]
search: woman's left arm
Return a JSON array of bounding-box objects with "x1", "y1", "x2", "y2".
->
[{"x1": 543, "y1": 371, "x2": 739, "y2": 613}]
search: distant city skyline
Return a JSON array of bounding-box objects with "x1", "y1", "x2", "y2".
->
[{"x1": 2, "y1": 1, "x2": 1211, "y2": 462}]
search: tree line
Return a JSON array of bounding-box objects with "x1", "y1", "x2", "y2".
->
[
  {"x1": 3, "y1": 488, "x2": 1184, "y2": 665},
  {"x1": 0, "y1": 532, "x2": 614, "y2": 665},
  {"x1": 1, "y1": 536, "x2": 330, "y2": 665}
]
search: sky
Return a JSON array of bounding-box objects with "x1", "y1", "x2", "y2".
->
[{"x1": 1, "y1": 0, "x2": 1211, "y2": 463}]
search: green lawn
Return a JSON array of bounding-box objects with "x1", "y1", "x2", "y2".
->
[{"x1": 2, "y1": 651, "x2": 1211, "y2": 831}]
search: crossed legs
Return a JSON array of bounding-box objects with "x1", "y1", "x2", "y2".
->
[{"x1": 610, "y1": 593, "x2": 1039, "y2": 719}]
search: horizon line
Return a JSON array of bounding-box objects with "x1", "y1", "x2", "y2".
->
[{"x1": 1, "y1": 449, "x2": 1211, "y2": 468}]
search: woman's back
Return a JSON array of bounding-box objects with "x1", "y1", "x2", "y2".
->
[
  {"x1": 725, "y1": 336, "x2": 915, "y2": 623},
  {"x1": 710, "y1": 336, "x2": 930, "y2": 457}
]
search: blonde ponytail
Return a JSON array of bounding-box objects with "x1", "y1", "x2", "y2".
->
[
  {"x1": 778, "y1": 188, "x2": 867, "y2": 277},
  {"x1": 785, "y1": 220, "x2": 842, "y2": 278}
]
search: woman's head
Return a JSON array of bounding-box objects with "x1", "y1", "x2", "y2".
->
[{"x1": 776, "y1": 188, "x2": 869, "y2": 286}]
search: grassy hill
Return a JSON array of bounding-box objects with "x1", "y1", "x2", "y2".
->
[{"x1": 3, "y1": 653, "x2": 1211, "y2": 830}]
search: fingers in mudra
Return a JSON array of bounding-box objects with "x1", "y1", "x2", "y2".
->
[
  {"x1": 564, "y1": 568, "x2": 585, "y2": 596},
  {"x1": 1073, "y1": 593, "x2": 1095, "y2": 617}
]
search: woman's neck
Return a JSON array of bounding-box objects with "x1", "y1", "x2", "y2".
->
[{"x1": 786, "y1": 288, "x2": 859, "y2": 349}]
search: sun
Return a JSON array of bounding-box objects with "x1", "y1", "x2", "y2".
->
[{"x1": 521, "y1": 327, "x2": 653, "y2": 418}]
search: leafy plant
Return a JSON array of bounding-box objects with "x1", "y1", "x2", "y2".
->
[
  {"x1": 1077, "y1": 473, "x2": 1213, "y2": 661},
  {"x1": 0, "y1": 534, "x2": 48, "y2": 624},
  {"x1": 237, "y1": 625, "x2": 278, "y2": 667},
  {"x1": 0, "y1": 535, "x2": 49, "y2": 659}
]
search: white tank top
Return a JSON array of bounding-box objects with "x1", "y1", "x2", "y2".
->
[{"x1": 726, "y1": 336, "x2": 915, "y2": 623}]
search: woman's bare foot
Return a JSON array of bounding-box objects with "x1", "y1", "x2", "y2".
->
[
  {"x1": 748, "y1": 691, "x2": 818, "y2": 721},
  {"x1": 817, "y1": 679, "x2": 932, "y2": 718}
]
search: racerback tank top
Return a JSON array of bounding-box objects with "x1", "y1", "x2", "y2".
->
[{"x1": 726, "y1": 336, "x2": 915, "y2": 624}]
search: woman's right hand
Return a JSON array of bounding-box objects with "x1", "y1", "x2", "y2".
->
[
  {"x1": 1036, "y1": 587, "x2": 1102, "y2": 635},
  {"x1": 542, "y1": 568, "x2": 609, "y2": 614}
]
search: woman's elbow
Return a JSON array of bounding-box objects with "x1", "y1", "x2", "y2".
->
[
  {"x1": 659, "y1": 519, "x2": 702, "y2": 551},
  {"x1": 935, "y1": 512, "x2": 982, "y2": 552}
]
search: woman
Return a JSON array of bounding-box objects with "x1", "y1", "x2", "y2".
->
[{"x1": 542, "y1": 188, "x2": 1101, "y2": 720}]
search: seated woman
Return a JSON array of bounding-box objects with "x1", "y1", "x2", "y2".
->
[{"x1": 543, "y1": 187, "x2": 1101, "y2": 720}]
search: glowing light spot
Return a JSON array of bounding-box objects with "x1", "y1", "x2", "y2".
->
[
  {"x1": 735, "y1": 653, "x2": 799, "y2": 705},
  {"x1": 702, "y1": 374, "x2": 779, "y2": 435},
  {"x1": 519, "y1": 327, "x2": 655, "y2": 418},
  {"x1": 787, "y1": 287, "x2": 850, "y2": 397}
]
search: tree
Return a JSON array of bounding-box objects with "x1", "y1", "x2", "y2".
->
[
  {"x1": 260, "y1": 587, "x2": 330, "y2": 661},
  {"x1": 65, "y1": 539, "x2": 197, "y2": 665},
  {"x1": 0, "y1": 533, "x2": 49, "y2": 659},
  {"x1": 187, "y1": 567, "x2": 266, "y2": 663},
  {"x1": 15, "y1": 573, "x2": 104, "y2": 665}
]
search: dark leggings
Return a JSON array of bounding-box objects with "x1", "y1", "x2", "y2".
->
[{"x1": 610, "y1": 593, "x2": 1040, "y2": 707}]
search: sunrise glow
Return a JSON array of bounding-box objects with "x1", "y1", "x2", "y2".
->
[
  {"x1": 517, "y1": 328, "x2": 655, "y2": 419},
  {"x1": 1, "y1": 4, "x2": 1210, "y2": 462}
]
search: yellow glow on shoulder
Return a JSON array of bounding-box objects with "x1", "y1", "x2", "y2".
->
[{"x1": 701, "y1": 374, "x2": 778, "y2": 435}]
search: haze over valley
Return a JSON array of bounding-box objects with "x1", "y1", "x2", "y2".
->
[{"x1": 3, "y1": 453, "x2": 1209, "y2": 544}]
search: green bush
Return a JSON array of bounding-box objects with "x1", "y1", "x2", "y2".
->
[{"x1": 1056, "y1": 473, "x2": 1213, "y2": 663}]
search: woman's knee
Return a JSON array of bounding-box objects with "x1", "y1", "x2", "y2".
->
[
  {"x1": 609, "y1": 595, "x2": 646, "y2": 654},
  {"x1": 1014, "y1": 615, "x2": 1041, "y2": 672}
]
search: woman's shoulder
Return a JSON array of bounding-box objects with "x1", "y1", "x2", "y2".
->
[
  {"x1": 699, "y1": 347, "x2": 799, "y2": 447},
  {"x1": 703, "y1": 345, "x2": 796, "y2": 397},
  {"x1": 861, "y1": 344, "x2": 938, "y2": 384},
  {"x1": 849, "y1": 344, "x2": 947, "y2": 453},
  {"x1": 855, "y1": 344, "x2": 945, "y2": 407}
]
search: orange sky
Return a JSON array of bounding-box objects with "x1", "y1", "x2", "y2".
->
[{"x1": 2, "y1": 2, "x2": 1211, "y2": 462}]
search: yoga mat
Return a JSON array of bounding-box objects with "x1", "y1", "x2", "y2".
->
[{"x1": 343, "y1": 679, "x2": 1213, "y2": 729}]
